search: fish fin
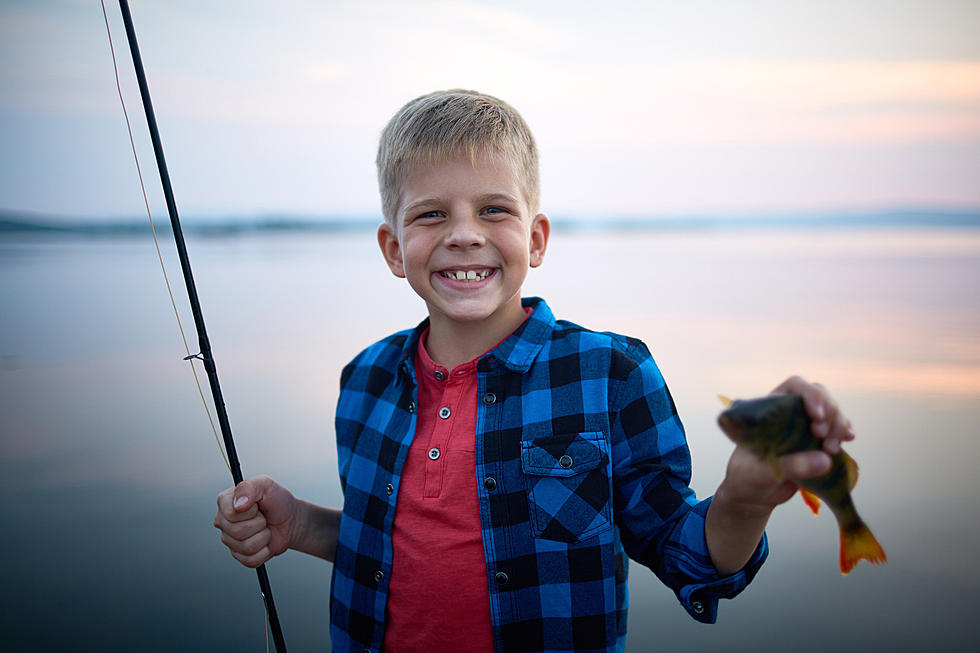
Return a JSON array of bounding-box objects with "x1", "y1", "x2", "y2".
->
[
  {"x1": 799, "y1": 489, "x2": 821, "y2": 515},
  {"x1": 718, "y1": 394, "x2": 734, "y2": 408},
  {"x1": 839, "y1": 522, "x2": 887, "y2": 575},
  {"x1": 842, "y1": 451, "x2": 860, "y2": 491}
]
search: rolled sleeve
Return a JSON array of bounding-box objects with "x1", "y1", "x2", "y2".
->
[
  {"x1": 667, "y1": 497, "x2": 769, "y2": 623},
  {"x1": 610, "y1": 340, "x2": 768, "y2": 623}
]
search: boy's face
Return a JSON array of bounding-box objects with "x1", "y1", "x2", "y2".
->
[{"x1": 378, "y1": 151, "x2": 549, "y2": 338}]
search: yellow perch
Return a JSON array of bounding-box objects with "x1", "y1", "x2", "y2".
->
[{"x1": 717, "y1": 394, "x2": 886, "y2": 574}]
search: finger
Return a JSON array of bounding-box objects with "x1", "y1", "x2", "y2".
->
[
  {"x1": 218, "y1": 512, "x2": 268, "y2": 542},
  {"x1": 780, "y1": 450, "x2": 831, "y2": 481},
  {"x1": 216, "y1": 486, "x2": 237, "y2": 518},
  {"x1": 231, "y1": 545, "x2": 273, "y2": 569},
  {"x1": 221, "y1": 524, "x2": 272, "y2": 555},
  {"x1": 826, "y1": 406, "x2": 852, "y2": 443},
  {"x1": 822, "y1": 437, "x2": 841, "y2": 454},
  {"x1": 216, "y1": 500, "x2": 259, "y2": 525},
  {"x1": 232, "y1": 475, "x2": 276, "y2": 513},
  {"x1": 773, "y1": 376, "x2": 824, "y2": 419},
  {"x1": 773, "y1": 376, "x2": 851, "y2": 442},
  {"x1": 802, "y1": 382, "x2": 832, "y2": 425}
]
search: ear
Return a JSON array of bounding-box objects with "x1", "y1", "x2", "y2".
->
[
  {"x1": 377, "y1": 223, "x2": 406, "y2": 278},
  {"x1": 528, "y1": 213, "x2": 550, "y2": 268}
]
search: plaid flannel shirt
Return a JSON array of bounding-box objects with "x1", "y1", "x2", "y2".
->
[{"x1": 331, "y1": 297, "x2": 767, "y2": 653}]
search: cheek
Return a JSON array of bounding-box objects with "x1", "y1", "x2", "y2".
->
[
  {"x1": 399, "y1": 234, "x2": 433, "y2": 270},
  {"x1": 497, "y1": 226, "x2": 533, "y2": 259}
]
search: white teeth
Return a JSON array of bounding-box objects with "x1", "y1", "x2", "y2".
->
[{"x1": 442, "y1": 269, "x2": 490, "y2": 281}]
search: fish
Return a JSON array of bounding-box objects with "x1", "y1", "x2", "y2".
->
[{"x1": 717, "y1": 393, "x2": 886, "y2": 575}]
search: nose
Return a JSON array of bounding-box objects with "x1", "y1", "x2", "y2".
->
[{"x1": 444, "y1": 213, "x2": 485, "y2": 249}]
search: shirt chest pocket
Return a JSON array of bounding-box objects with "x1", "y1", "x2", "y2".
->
[{"x1": 521, "y1": 433, "x2": 613, "y2": 544}]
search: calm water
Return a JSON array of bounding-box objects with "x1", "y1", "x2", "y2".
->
[{"x1": 1, "y1": 227, "x2": 978, "y2": 651}]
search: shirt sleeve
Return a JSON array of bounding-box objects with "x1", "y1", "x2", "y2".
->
[{"x1": 609, "y1": 339, "x2": 768, "y2": 624}]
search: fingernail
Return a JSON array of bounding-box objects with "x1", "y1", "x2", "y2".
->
[
  {"x1": 825, "y1": 439, "x2": 841, "y2": 454},
  {"x1": 234, "y1": 496, "x2": 248, "y2": 509}
]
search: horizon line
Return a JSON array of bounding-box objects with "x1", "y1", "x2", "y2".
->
[{"x1": 2, "y1": 206, "x2": 980, "y2": 237}]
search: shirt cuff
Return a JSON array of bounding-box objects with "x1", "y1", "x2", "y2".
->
[{"x1": 676, "y1": 530, "x2": 769, "y2": 624}]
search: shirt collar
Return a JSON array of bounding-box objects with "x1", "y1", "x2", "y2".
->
[
  {"x1": 396, "y1": 297, "x2": 555, "y2": 380},
  {"x1": 491, "y1": 297, "x2": 554, "y2": 373}
]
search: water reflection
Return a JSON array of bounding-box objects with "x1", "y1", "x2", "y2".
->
[{"x1": 1, "y1": 229, "x2": 978, "y2": 650}]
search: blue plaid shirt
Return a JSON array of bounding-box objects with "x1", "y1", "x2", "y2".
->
[{"x1": 331, "y1": 297, "x2": 767, "y2": 653}]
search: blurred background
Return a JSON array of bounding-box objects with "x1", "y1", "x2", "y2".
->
[{"x1": 2, "y1": 1, "x2": 978, "y2": 651}]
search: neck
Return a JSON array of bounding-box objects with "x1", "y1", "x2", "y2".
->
[{"x1": 424, "y1": 301, "x2": 526, "y2": 370}]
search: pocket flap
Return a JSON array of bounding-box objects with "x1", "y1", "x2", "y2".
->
[{"x1": 521, "y1": 433, "x2": 606, "y2": 477}]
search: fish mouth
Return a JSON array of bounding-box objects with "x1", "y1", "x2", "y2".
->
[
  {"x1": 717, "y1": 413, "x2": 738, "y2": 440},
  {"x1": 437, "y1": 268, "x2": 494, "y2": 282},
  {"x1": 718, "y1": 408, "x2": 754, "y2": 444}
]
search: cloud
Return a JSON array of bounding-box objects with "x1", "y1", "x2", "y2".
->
[{"x1": 530, "y1": 58, "x2": 980, "y2": 146}]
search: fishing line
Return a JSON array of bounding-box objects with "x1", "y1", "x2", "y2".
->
[
  {"x1": 100, "y1": 0, "x2": 231, "y2": 476},
  {"x1": 103, "y1": 3, "x2": 288, "y2": 650}
]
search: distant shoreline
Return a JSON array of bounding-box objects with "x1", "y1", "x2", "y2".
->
[{"x1": 2, "y1": 208, "x2": 979, "y2": 238}]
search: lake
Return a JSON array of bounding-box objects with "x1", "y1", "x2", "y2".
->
[{"x1": 1, "y1": 225, "x2": 978, "y2": 651}]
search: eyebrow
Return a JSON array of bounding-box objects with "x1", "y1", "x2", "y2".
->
[
  {"x1": 401, "y1": 198, "x2": 439, "y2": 215},
  {"x1": 477, "y1": 192, "x2": 520, "y2": 205}
]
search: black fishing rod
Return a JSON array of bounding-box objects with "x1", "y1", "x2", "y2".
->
[{"x1": 116, "y1": 1, "x2": 287, "y2": 650}]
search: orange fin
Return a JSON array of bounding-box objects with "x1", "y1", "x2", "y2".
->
[
  {"x1": 839, "y1": 522, "x2": 887, "y2": 575},
  {"x1": 800, "y1": 489, "x2": 821, "y2": 515},
  {"x1": 718, "y1": 394, "x2": 734, "y2": 408},
  {"x1": 842, "y1": 451, "x2": 860, "y2": 491}
]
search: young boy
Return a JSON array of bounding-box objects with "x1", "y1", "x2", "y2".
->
[{"x1": 214, "y1": 89, "x2": 853, "y2": 653}]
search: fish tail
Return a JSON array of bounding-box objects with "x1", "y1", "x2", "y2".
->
[{"x1": 839, "y1": 521, "x2": 886, "y2": 575}]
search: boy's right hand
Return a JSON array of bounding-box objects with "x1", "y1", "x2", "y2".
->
[{"x1": 214, "y1": 475, "x2": 297, "y2": 568}]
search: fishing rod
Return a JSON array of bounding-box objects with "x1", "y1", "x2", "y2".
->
[{"x1": 114, "y1": 1, "x2": 287, "y2": 650}]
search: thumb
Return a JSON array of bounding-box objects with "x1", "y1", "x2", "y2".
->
[
  {"x1": 780, "y1": 450, "x2": 832, "y2": 482},
  {"x1": 232, "y1": 475, "x2": 275, "y2": 513}
]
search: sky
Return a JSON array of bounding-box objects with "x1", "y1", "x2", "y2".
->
[{"x1": 1, "y1": 0, "x2": 979, "y2": 221}]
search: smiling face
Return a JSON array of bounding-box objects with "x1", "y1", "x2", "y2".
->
[{"x1": 378, "y1": 151, "x2": 549, "y2": 353}]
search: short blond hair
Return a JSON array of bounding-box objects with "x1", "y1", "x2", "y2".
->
[{"x1": 376, "y1": 89, "x2": 540, "y2": 224}]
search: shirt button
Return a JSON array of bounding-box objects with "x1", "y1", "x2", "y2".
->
[
  {"x1": 374, "y1": 570, "x2": 385, "y2": 583},
  {"x1": 484, "y1": 477, "x2": 497, "y2": 491},
  {"x1": 692, "y1": 600, "x2": 704, "y2": 614},
  {"x1": 385, "y1": 483, "x2": 394, "y2": 496},
  {"x1": 483, "y1": 392, "x2": 496, "y2": 405},
  {"x1": 559, "y1": 454, "x2": 573, "y2": 468},
  {"x1": 494, "y1": 571, "x2": 509, "y2": 585},
  {"x1": 428, "y1": 448, "x2": 441, "y2": 460},
  {"x1": 408, "y1": 401, "x2": 415, "y2": 414},
  {"x1": 439, "y1": 406, "x2": 451, "y2": 419},
  {"x1": 434, "y1": 370, "x2": 445, "y2": 381}
]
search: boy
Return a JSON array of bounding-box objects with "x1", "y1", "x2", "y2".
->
[{"x1": 214, "y1": 90, "x2": 853, "y2": 652}]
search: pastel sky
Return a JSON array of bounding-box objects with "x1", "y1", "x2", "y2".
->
[{"x1": 1, "y1": 0, "x2": 979, "y2": 220}]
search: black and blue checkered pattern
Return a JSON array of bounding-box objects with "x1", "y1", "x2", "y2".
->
[{"x1": 330, "y1": 297, "x2": 767, "y2": 653}]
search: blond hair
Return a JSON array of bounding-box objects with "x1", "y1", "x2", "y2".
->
[{"x1": 376, "y1": 89, "x2": 539, "y2": 224}]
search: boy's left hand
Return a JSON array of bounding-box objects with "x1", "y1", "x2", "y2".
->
[
  {"x1": 718, "y1": 375, "x2": 855, "y2": 512},
  {"x1": 773, "y1": 374, "x2": 854, "y2": 455},
  {"x1": 707, "y1": 375, "x2": 855, "y2": 574}
]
